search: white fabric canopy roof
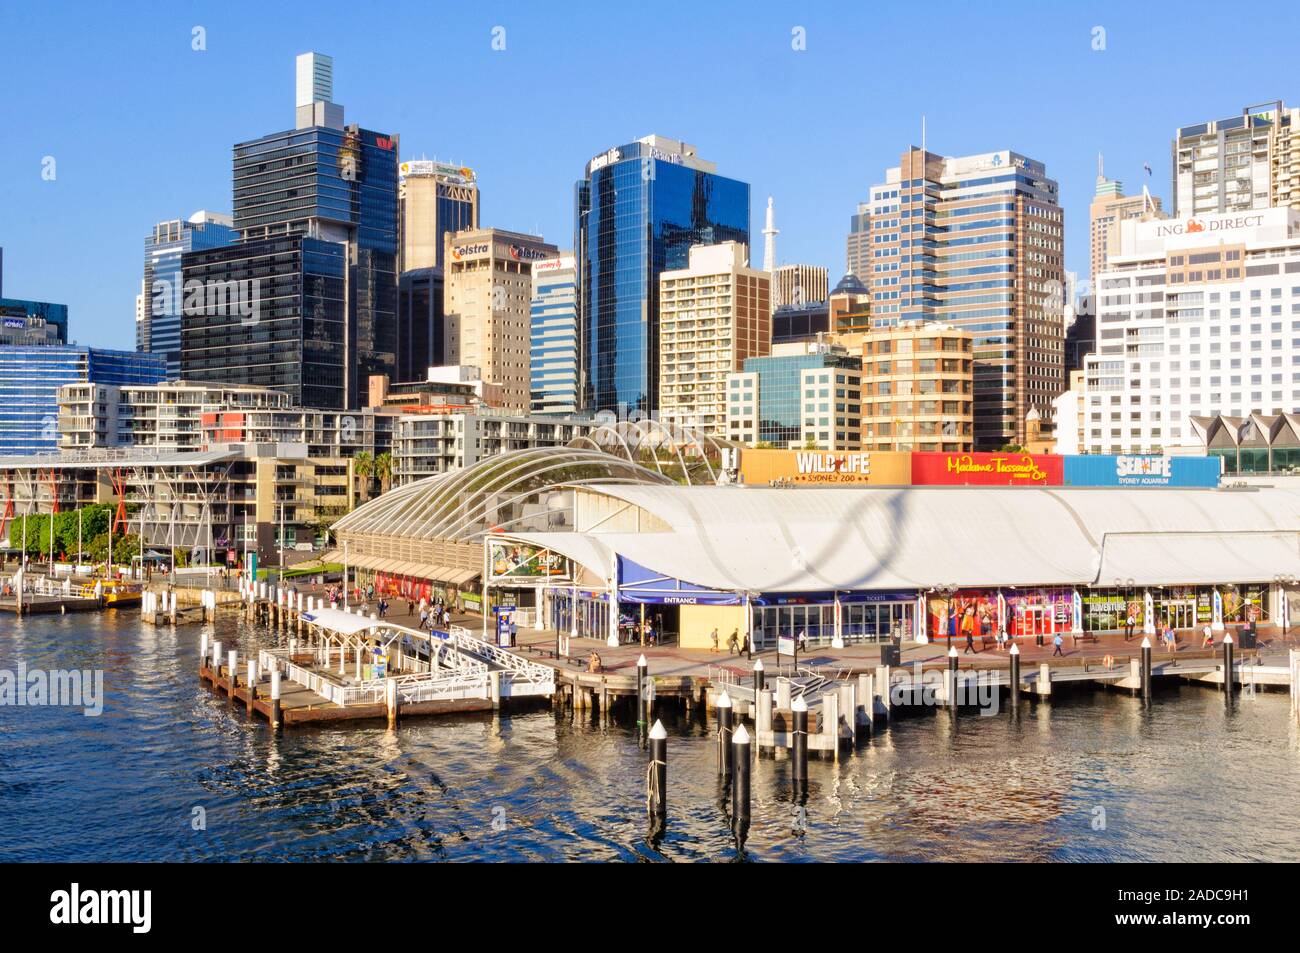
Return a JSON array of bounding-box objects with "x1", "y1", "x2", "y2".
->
[
  {"x1": 507, "y1": 485, "x2": 1300, "y2": 593},
  {"x1": 301, "y1": 607, "x2": 383, "y2": 635}
]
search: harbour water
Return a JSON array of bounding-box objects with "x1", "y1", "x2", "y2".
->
[{"x1": 2, "y1": 610, "x2": 1299, "y2": 862}]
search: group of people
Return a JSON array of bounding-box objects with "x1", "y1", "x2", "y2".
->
[
  {"x1": 418, "y1": 596, "x2": 452, "y2": 632},
  {"x1": 709, "y1": 626, "x2": 751, "y2": 658}
]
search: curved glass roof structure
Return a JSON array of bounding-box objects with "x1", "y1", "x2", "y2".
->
[
  {"x1": 333, "y1": 446, "x2": 673, "y2": 544},
  {"x1": 568, "y1": 418, "x2": 741, "y2": 486}
]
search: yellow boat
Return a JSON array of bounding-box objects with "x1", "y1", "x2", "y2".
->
[{"x1": 89, "y1": 579, "x2": 143, "y2": 606}]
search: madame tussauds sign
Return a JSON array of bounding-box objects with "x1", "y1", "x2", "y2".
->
[{"x1": 912, "y1": 451, "x2": 1063, "y2": 486}]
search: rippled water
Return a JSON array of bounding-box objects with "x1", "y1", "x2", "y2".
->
[{"x1": 2, "y1": 611, "x2": 1298, "y2": 862}]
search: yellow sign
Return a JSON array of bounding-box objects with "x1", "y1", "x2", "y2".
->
[{"x1": 737, "y1": 449, "x2": 912, "y2": 485}]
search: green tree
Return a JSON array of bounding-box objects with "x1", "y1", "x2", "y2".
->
[
  {"x1": 354, "y1": 451, "x2": 373, "y2": 503},
  {"x1": 374, "y1": 452, "x2": 393, "y2": 495},
  {"x1": 803, "y1": 434, "x2": 820, "y2": 450}
]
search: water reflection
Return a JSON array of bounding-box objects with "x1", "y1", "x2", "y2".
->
[{"x1": 1, "y1": 612, "x2": 1298, "y2": 862}]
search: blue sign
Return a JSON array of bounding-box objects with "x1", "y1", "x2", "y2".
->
[{"x1": 1063, "y1": 455, "x2": 1220, "y2": 488}]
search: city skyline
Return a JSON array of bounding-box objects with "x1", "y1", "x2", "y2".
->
[{"x1": 4, "y1": 1, "x2": 1300, "y2": 350}]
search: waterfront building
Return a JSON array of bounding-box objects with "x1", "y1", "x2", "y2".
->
[
  {"x1": 1090, "y1": 159, "x2": 1163, "y2": 288},
  {"x1": 0, "y1": 347, "x2": 165, "y2": 455},
  {"x1": 1189, "y1": 412, "x2": 1300, "y2": 474},
  {"x1": 57, "y1": 380, "x2": 388, "y2": 458},
  {"x1": 658, "y1": 242, "x2": 771, "y2": 435},
  {"x1": 861, "y1": 147, "x2": 1065, "y2": 448},
  {"x1": 1172, "y1": 101, "x2": 1300, "y2": 217},
  {"x1": 530, "y1": 254, "x2": 579, "y2": 415},
  {"x1": 392, "y1": 407, "x2": 594, "y2": 484},
  {"x1": 575, "y1": 135, "x2": 750, "y2": 414},
  {"x1": 1082, "y1": 206, "x2": 1300, "y2": 454},
  {"x1": 140, "y1": 211, "x2": 236, "y2": 378},
  {"x1": 399, "y1": 160, "x2": 478, "y2": 272},
  {"x1": 444, "y1": 228, "x2": 557, "y2": 412},
  {"x1": 332, "y1": 444, "x2": 1285, "y2": 650},
  {"x1": 0, "y1": 443, "x2": 354, "y2": 563},
  {"x1": 850, "y1": 321, "x2": 974, "y2": 452},
  {"x1": 726, "y1": 341, "x2": 862, "y2": 449},
  {"x1": 181, "y1": 52, "x2": 399, "y2": 410}
]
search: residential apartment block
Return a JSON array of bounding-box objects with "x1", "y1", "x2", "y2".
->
[
  {"x1": 726, "y1": 341, "x2": 862, "y2": 450},
  {"x1": 659, "y1": 242, "x2": 770, "y2": 434}
]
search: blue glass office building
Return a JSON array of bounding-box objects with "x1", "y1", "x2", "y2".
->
[
  {"x1": 0, "y1": 347, "x2": 166, "y2": 455},
  {"x1": 739, "y1": 348, "x2": 862, "y2": 447},
  {"x1": 142, "y1": 213, "x2": 236, "y2": 378},
  {"x1": 0, "y1": 298, "x2": 68, "y2": 343},
  {"x1": 575, "y1": 137, "x2": 749, "y2": 414},
  {"x1": 530, "y1": 256, "x2": 579, "y2": 414}
]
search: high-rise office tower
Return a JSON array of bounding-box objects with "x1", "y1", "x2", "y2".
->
[
  {"x1": 1090, "y1": 156, "x2": 1163, "y2": 288},
  {"x1": 658, "y1": 242, "x2": 770, "y2": 435},
  {"x1": 771, "y1": 264, "x2": 828, "y2": 310},
  {"x1": 861, "y1": 147, "x2": 1065, "y2": 448},
  {"x1": 575, "y1": 135, "x2": 750, "y2": 414},
  {"x1": 1172, "y1": 101, "x2": 1300, "y2": 217},
  {"x1": 845, "y1": 202, "x2": 871, "y2": 281},
  {"x1": 399, "y1": 160, "x2": 479, "y2": 272},
  {"x1": 396, "y1": 268, "x2": 445, "y2": 381},
  {"x1": 181, "y1": 52, "x2": 398, "y2": 409},
  {"x1": 140, "y1": 211, "x2": 235, "y2": 378},
  {"x1": 530, "y1": 254, "x2": 579, "y2": 414},
  {"x1": 444, "y1": 228, "x2": 557, "y2": 411}
]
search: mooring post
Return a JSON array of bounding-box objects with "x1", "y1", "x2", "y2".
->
[
  {"x1": 1009, "y1": 642, "x2": 1021, "y2": 706},
  {"x1": 200, "y1": 633, "x2": 209, "y2": 671},
  {"x1": 1141, "y1": 636, "x2": 1152, "y2": 703},
  {"x1": 717, "y1": 691, "x2": 734, "y2": 777},
  {"x1": 1038, "y1": 662, "x2": 1052, "y2": 696},
  {"x1": 227, "y1": 649, "x2": 238, "y2": 703},
  {"x1": 636, "y1": 654, "x2": 648, "y2": 727},
  {"x1": 732, "y1": 723, "x2": 751, "y2": 837},
  {"x1": 246, "y1": 660, "x2": 257, "y2": 712},
  {"x1": 947, "y1": 645, "x2": 959, "y2": 709},
  {"x1": 270, "y1": 670, "x2": 282, "y2": 731},
  {"x1": 386, "y1": 678, "x2": 398, "y2": 729},
  {"x1": 1223, "y1": 633, "x2": 1234, "y2": 695},
  {"x1": 648, "y1": 719, "x2": 667, "y2": 821},
  {"x1": 754, "y1": 657, "x2": 765, "y2": 700},
  {"x1": 791, "y1": 693, "x2": 808, "y2": 785}
]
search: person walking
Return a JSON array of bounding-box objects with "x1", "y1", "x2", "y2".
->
[
  {"x1": 964, "y1": 626, "x2": 976, "y2": 655},
  {"x1": 1052, "y1": 632, "x2": 1064, "y2": 657},
  {"x1": 727, "y1": 629, "x2": 739, "y2": 655},
  {"x1": 710, "y1": 627, "x2": 719, "y2": 653},
  {"x1": 741, "y1": 631, "x2": 751, "y2": 659},
  {"x1": 1124, "y1": 611, "x2": 1136, "y2": 641}
]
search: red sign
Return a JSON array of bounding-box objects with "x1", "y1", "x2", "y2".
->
[{"x1": 911, "y1": 452, "x2": 1063, "y2": 486}]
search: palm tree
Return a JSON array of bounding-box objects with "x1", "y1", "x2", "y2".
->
[
  {"x1": 354, "y1": 451, "x2": 373, "y2": 503},
  {"x1": 374, "y1": 452, "x2": 393, "y2": 495}
]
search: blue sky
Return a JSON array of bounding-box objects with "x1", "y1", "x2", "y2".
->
[{"x1": 2, "y1": 0, "x2": 1298, "y2": 349}]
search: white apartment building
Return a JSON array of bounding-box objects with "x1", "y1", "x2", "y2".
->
[
  {"x1": 392, "y1": 409, "x2": 594, "y2": 485},
  {"x1": 1080, "y1": 207, "x2": 1300, "y2": 454},
  {"x1": 1173, "y1": 101, "x2": 1300, "y2": 217},
  {"x1": 58, "y1": 380, "x2": 386, "y2": 456},
  {"x1": 659, "y1": 242, "x2": 770, "y2": 435}
]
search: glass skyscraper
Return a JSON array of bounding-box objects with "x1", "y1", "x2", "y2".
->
[
  {"x1": 0, "y1": 346, "x2": 166, "y2": 455},
  {"x1": 141, "y1": 212, "x2": 236, "y2": 378},
  {"x1": 180, "y1": 56, "x2": 399, "y2": 409},
  {"x1": 575, "y1": 136, "x2": 749, "y2": 414},
  {"x1": 530, "y1": 255, "x2": 578, "y2": 414}
]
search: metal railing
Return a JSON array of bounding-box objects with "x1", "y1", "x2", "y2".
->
[{"x1": 448, "y1": 624, "x2": 555, "y2": 691}]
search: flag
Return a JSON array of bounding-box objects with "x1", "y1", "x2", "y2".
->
[
  {"x1": 916, "y1": 593, "x2": 928, "y2": 642},
  {"x1": 1143, "y1": 162, "x2": 1152, "y2": 176},
  {"x1": 997, "y1": 591, "x2": 1007, "y2": 633},
  {"x1": 1213, "y1": 589, "x2": 1224, "y2": 630},
  {"x1": 1072, "y1": 590, "x2": 1083, "y2": 633},
  {"x1": 1144, "y1": 590, "x2": 1156, "y2": 635}
]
